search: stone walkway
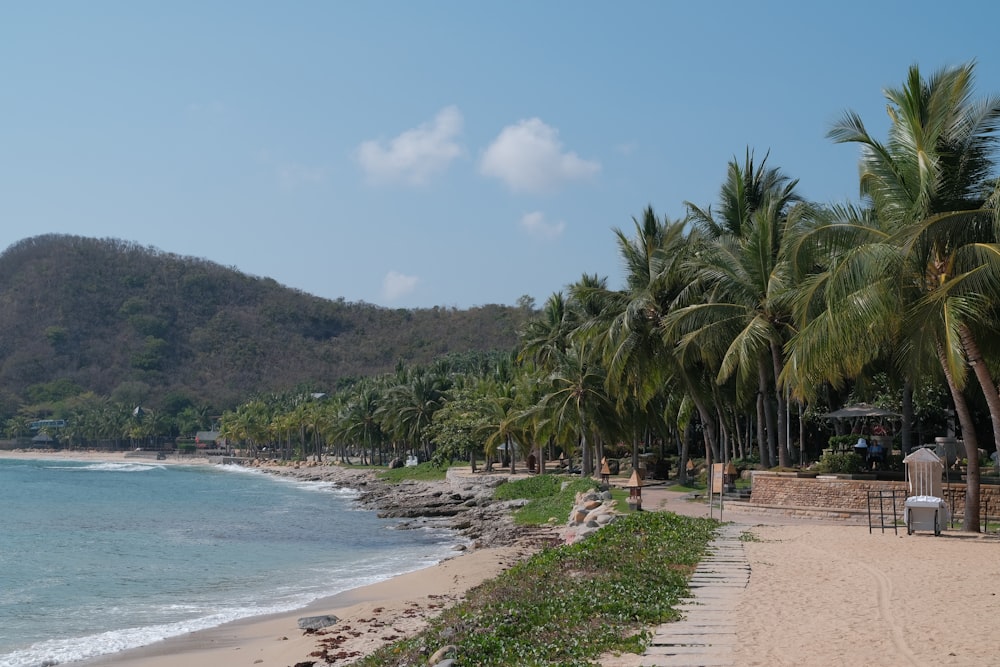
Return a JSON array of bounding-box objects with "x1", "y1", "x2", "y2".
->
[{"x1": 638, "y1": 522, "x2": 750, "y2": 666}]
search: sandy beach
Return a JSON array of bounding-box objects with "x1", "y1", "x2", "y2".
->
[
  {"x1": 6, "y1": 450, "x2": 1000, "y2": 667},
  {"x1": 646, "y1": 488, "x2": 1000, "y2": 667}
]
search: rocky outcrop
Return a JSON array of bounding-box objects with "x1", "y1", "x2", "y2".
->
[
  {"x1": 563, "y1": 488, "x2": 619, "y2": 544},
  {"x1": 249, "y1": 462, "x2": 556, "y2": 550}
]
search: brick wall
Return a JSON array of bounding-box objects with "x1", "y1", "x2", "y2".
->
[{"x1": 749, "y1": 473, "x2": 1000, "y2": 518}]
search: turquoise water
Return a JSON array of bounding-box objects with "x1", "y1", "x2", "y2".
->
[{"x1": 0, "y1": 458, "x2": 458, "y2": 667}]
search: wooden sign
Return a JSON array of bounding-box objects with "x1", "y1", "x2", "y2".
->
[{"x1": 711, "y1": 463, "x2": 725, "y2": 493}]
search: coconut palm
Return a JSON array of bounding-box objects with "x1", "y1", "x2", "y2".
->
[
  {"x1": 571, "y1": 207, "x2": 694, "y2": 472},
  {"x1": 671, "y1": 152, "x2": 803, "y2": 467},
  {"x1": 532, "y1": 342, "x2": 612, "y2": 477},
  {"x1": 380, "y1": 368, "x2": 450, "y2": 460},
  {"x1": 798, "y1": 62, "x2": 1000, "y2": 530}
]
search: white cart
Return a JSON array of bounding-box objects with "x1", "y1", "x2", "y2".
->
[{"x1": 903, "y1": 448, "x2": 949, "y2": 536}]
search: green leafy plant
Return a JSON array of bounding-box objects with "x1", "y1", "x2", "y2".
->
[
  {"x1": 815, "y1": 451, "x2": 865, "y2": 474},
  {"x1": 352, "y1": 511, "x2": 720, "y2": 667}
]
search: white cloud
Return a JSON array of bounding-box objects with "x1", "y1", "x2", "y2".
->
[
  {"x1": 277, "y1": 162, "x2": 327, "y2": 190},
  {"x1": 357, "y1": 106, "x2": 464, "y2": 185},
  {"x1": 382, "y1": 270, "x2": 419, "y2": 301},
  {"x1": 480, "y1": 118, "x2": 600, "y2": 193},
  {"x1": 520, "y1": 211, "x2": 566, "y2": 241}
]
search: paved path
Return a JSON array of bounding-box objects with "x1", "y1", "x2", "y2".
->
[{"x1": 637, "y1": 522, "x2": 750, "y2": 667}]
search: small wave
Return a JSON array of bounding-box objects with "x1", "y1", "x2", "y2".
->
[
  {"x1": 55, "y1": 462, "x2": 164, "y2": 473},
  {"x1": 0, "y1": 597, "x2": 310, "y2": 667},
  {"x1": 221, "y1": 465, "x2": 361, "y2": 498}
]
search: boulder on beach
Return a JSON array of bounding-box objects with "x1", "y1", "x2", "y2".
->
[{"x1": 297, "y1": 614, "x2": 339, "y2": 630}]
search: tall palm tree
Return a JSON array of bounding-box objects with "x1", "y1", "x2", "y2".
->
[
  {"x1": 518, "y1": 291, "x2": 573, "y2": 371},
  {"x1": 802, "y1": 62, "x2": 1000, "y2": 530},
  {"x1": 533, "y1": 342, "x2": 612, "y2": 477},
  {"x1": 340, "y1": 383, "x2": 385, "y2": 464},
  {"x1": 380, "y1": 368, "x2": 450, "y2": 460},
  {"x1": 673, "y1": 151, "x2": 802, "y2": 467},
  {"x1": 572, "y1": 207, "x2": 692, "y2": 473}
]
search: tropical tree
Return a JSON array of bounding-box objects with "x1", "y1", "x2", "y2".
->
[
  {"x1": 672, "y1": 151, "x2": 802, "y2": 467},
  {"x1": 791, "y1": 62, "x2": 1000, "y2": 530},
  {"x1": 532, "y1": 342, "x2": 612, "y2": 477},
  {"x1": 380, "y1": 368, "x2": 450, "y2": 460},
  {"x1": 572, "y1": 207, "x2": 692, "y2": 473}
]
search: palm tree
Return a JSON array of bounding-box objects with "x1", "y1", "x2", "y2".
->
[
  {"x1": 380, "y1": 368, "x2": 450, "y2": 460},
  {"x1": 571, "y1": 207, "x2": 693, "y2": 473},
  {"x1": 339, "y1": 383, "x2": 385, "y2": 464},
  {"x1": 804, "y1": 62, "x2": 1000, "y2": 530},
  {"x1": 481, "y1": 380, "x2": 526, "y2": 473},
  {"x1": 673, "y1": 151, "x2": 803, "y2": 467},
  {"x1": 533, "y1": 342, "x2": 612, "y2": 477},
  {"x1": 518, "y1": 292, "x2": 574, "y2": 371}
]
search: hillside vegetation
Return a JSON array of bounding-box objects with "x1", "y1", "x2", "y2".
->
[{"x1": 0, "y1": 235, "x2": 526, "y2": 416}]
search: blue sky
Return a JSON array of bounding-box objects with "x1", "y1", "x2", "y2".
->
[{"x1": 3, "y1": 2, "x2": 999, "y2": 309}]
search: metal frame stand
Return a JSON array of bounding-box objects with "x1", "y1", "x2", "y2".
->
[{"x1": 867, "y1": 489, "x2": 901, "y2": 534}]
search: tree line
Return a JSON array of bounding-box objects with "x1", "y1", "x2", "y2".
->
[
  {"x1": 224, "y1": 63, "x2": 1000, "y2": 532},
  {"x1": 12, "y1": 63, "x2": 1000, "y2": 532}
]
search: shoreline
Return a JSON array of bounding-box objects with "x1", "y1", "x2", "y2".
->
[
  {"x1": 2, "y1": 450, "x2": 548, "y2": 667},
  {"x1": 83, "y1": 544, "x2": 532, "y2": 667}
]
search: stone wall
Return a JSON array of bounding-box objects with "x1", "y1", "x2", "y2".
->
[{"x1": 749, "y1": 472, "x2": 1000, "y2": 519}]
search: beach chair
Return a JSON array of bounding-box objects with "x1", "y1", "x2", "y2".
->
[{"x1": 903, "y1": 448, "x2": 949, "y2": 535}]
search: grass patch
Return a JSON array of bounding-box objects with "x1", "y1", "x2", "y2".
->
[
  {"x1": 608, "y1": 486, "x2": 640, "y2": 514},
  {"x1": 377, "y1": 461, "x2": 448, "y2": 483},
  {"x1": 351, "y1": 511, "x2": 720, "y2": 667},
  {"x1": 495, "y1": 475, "x2": 600, "y2": 526},
  {"x1": 666, "y1": 482, "x2": 705, "y2": 494}
]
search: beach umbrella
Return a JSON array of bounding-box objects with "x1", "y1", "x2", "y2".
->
[{"x1": 822, "y1": 403, "x2": 900, "y2": 419}]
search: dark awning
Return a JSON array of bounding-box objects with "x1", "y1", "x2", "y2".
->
[{"x1": 822, "y1": 403, "x2": 900, "y2": 419}]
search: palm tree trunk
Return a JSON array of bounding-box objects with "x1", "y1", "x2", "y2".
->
[
  {"x1": 755, "y1": 390, "x2": 770, "y2": 468},
  {"x1": 770, "y1": 339, "x2": 790, "y2": 468},
  {"x1": 758, "y1": 358, "x2": 776, "y2": 467},
  {"x1": 938, "y1": 343, "x2": 981, "y2": 532},
  {"x1": 677, "y1": 423, "x2": 687, "y2": 485},
  {"x1": 631, "y1": 431, "x2": 640, "y2": 474},
  {"x1": 901, "y1": 378, "x2": 914, "y2": 456},
  {"x1": 960, "y1": 324, "x2": 1000, "y2": 452}
]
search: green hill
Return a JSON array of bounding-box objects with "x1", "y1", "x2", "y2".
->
[{"x1": 0, "y1": 235, "x2": 527, "y2": 416}]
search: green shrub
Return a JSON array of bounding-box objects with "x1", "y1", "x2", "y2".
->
[
  {"x1": 816, "y1": 451, "x2": 865, "y2": 474},
  {"x1": 828, "y1": 434, "x2": 859, "y2": 450},
  {"x1": 496, "y1": 475, "x2": 600, "y2": 526}
]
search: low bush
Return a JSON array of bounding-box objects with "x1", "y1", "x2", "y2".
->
[{"x1": 815, "y1": 451, "x2": 865, "y2": 474}]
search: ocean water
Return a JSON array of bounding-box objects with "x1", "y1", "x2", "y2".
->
[{"x1": 0, "y1": 458, "x2": 459, "y2": 667}]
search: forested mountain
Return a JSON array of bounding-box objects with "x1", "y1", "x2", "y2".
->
[{"x1": 0, "y1": 235, "x2": 527, "y2": 416}]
